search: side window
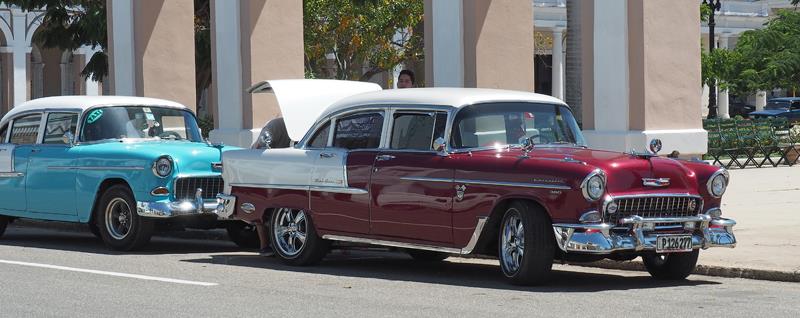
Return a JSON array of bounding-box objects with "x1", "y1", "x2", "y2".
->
[
  {"x1": 0, "y1": 123, "x2": 7, "y2": 143},
  {"x1": 10, "y1": 114, "x2": 42, "y2": 145},
  {"x1": 390, "y1": 112, "x2": 448, "y2": 150},
  {"x1": 43, "y1": 113, "x2": 79, "y2": 144},
  {"x1": 308, "y1": 121, "x2": 331, "y2": 148},
  {"x1": 333, "y1": 112, "x2": 384, "y2": 150}
]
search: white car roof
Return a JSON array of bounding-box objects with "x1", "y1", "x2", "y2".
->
[
  {"x1": 320, "y1": 87, "x2": 567, "y2": 119},
  {"x1": 1, "y1": 95, "x2": 188, "y2": 124}
]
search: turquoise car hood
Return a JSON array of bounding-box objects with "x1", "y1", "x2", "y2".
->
[{"x1": 78, "y1": 141, "x2": 238, "y2": 175}]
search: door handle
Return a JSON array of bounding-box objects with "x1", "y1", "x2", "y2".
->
[
  {"x1": 376, "y1": 154, "x2": 396, "y2": 161},
  {"x1": 319, "y1": 152, "x2": 336, "y2": 158},
  {"x1": 30, "y1": 149, "x2": 41, "y2": 153}
]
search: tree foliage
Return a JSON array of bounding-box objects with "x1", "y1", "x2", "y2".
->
[
  {"x1": 703, "y1": 9, "x2": 800, "y2": 96},
  {"x1": 303, "y1": 0, "x2": 423, "y2": 82}
]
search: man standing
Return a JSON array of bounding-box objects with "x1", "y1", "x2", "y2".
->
[{"x1": 397, "y1": 70, "x2": 415, "y2": 89}]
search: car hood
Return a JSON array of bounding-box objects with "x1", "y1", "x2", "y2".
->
[
  {"x1": 248, "y1": 79, "x2": 383, "y2": 141},
  {"x1": 78, "y1": 141, "x2": 238, "y2": 174},
  {"x1": 750, "y1": 109, "x2": 787, "y2": 116},
  {"x1": 472, "y1": 147, "x2": 700, "y2": 194}
]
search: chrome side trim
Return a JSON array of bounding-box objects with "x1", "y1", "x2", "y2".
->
[
  {"x1": 229, "y1": 183, "x2": 368, "y2": 195},
  {"x1": 399, "y1": 176, "x2": 454, "y2": 183},
  {"x1": 48, "y1": 166, "x2": 145, "y2": 171},
  {"x1": 0, "y1": 172, "x2": 24, "y2": 178},
  {"x1": 455, "y1": 178, "x2": 571, "y2": 190},
  {"x1": 309, "y1": 186, "x2": 368, "y2": 195},
  {"x1": 322, "y1": 217, "x2": 488, "y2": 254}
]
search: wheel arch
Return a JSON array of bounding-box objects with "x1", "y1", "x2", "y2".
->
[
  {"x1": 472, "y1": 196, "x2": 553, "y2": 256},
  {"x1": 88, "y1": 178, "x2": 133, "y2": 225}
]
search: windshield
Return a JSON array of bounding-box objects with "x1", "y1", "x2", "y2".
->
[
  {"x1": 80, "y1": 106, "x2": 202, "y2": 142},
  {"x1": 451, "y1": 102, "x2": 586, "y2": 149}
]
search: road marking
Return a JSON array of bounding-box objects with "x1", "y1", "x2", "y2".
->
[{"x1": 0, "y1": 259, "x2": 218, "y2": 286}]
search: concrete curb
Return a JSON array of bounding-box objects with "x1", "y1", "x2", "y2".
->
[
  {"x1": 572, "y1": 260, "x2": 800, "y2": 283},
  {"x1": 9, "y1": 220, "x2": 800, "y2": 282}
]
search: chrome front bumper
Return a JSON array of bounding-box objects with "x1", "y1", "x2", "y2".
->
[
  {"x1": 214, "y1": 193, "x2": 237, "y2": 220},
  {"x1": 136, "y1": 188, "x2": 219, "y2": 218},
  {"x1": 552, "y1": 215, "x2": 737, "y2": 254}
]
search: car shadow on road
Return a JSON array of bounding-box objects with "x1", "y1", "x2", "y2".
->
[
  {"x1": 1, "y1": 226, "x2": 243, "y2": 255},
  {"x1": 182, "y1": 249, "x2": 721, "y2": 293}
]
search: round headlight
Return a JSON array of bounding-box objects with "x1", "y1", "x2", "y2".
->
[
  {"x1": 581, "y1": 170, "x2": 606, "y2": 201},
  {"x1": 153, "y1": 157, "x2": 173, "y2": 178},
  {"x1": 707, "y1": 170, "x2": 729, "y2": 198}
]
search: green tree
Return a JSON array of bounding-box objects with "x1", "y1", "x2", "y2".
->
[
  {"x1": 303, "y1": 0, "x2": 424, "y2": 82},
  {"x1": 726, "y1": 9, "x2": 800, "y2": 96}
]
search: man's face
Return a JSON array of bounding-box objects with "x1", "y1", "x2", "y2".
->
[{"x1": 397, "y1": 74, "x2": 413, "y2": 89}]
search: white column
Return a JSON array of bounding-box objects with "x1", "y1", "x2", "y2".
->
[
  {"x1": 430, "y1": 0, "x2": 464, "y2": 87},
  {"x1": 551, "y1": 27, "x2": 565, "y2": 100},
  {"x1": 108, "y1": 0, "x2": 136, "y2": 96},
  {"x1": 11, "y1": 13, "x2": 27, "y2": 106},
  {"x1": 208, "y1": 0, "x2": 245, "y2": 145},
  {"x1": 718, "y1": 33, "x2": 730, "y2": 119},
  {"x1": 81, "y1": 47, "x2": 100, "y2": 95},
  {"x1": 592, "y1": 1, "x2": 628, "y2": 132},
  {"x1": 755, "y1": 91, "x2": 767, "y2": 111}
]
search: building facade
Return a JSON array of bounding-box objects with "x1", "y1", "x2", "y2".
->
[{"x1": 0, "y1": 1, "x2": 794, "y2": 154}]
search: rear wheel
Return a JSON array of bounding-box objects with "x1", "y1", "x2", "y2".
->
[
  {"x1": 642, "y1": 250, "x2": 699, "y2": 280},
  {"x1": 225, "y1": 221, "x2": 260, "y2": 248},
  {"x1": 0, "y1": 215, "x2": 9, "y2": 238},
  {"x1": 95, "y1": 185, "x2": 154, "y2": 251},
  {"x1": 498, "y1": 201, "x2": 555, "y2": 285},
  {"x1": 406, "y1": 250, "x2": 449, "y2": 262},
  {"x1": 271, "y1": 208, "x2": 329, "y2": 266}
]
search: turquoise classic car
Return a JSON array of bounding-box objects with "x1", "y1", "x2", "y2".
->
[{"x1": 0, "y1": 96, "x2": 256, "y2": 251}]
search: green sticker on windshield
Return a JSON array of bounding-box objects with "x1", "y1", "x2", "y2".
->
[{"x1": 87, "y1": 109, "x2": 103, "y2": 124}]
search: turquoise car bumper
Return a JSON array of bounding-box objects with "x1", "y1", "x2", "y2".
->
[{"x1": 136, "y1": 190, "x2": 218, "y2": 218}]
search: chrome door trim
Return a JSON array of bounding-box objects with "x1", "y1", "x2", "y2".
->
[
  {"x1": 0, "y1": 172, "x2": 24, "y2": 178},
  {"x1": 399, "y1": 176, "x2": 454, "y2": 183},
  {"x1": 229, "y1": 183, "x2": 368, "y2": 195},
  {"x1": 455, "y1": 178, "x2": 572, "y2": 190},
  {"x1": 322, "y1": 217, "x2": 488, "y2": 254}
]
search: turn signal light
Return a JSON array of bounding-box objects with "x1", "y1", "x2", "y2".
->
[{"x1": 151, "y1": 187, "x2": 170, "y2": 196}]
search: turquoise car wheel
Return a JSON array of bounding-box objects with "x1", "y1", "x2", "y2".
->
[{"x1": 95, "y1": 185, "x2": 154, "y2": 251}]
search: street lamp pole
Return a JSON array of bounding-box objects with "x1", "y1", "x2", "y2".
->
[{"x1": 704, "y1": 0, "x2": 722, "y2": 119}]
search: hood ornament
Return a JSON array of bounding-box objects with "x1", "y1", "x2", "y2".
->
[{"x1": 649, "y1": 139, "x2": 662, "y2": 154}]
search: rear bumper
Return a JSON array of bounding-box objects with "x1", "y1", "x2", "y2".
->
[{"x1": 553, "y1": 215, "x2": 736, "y2": 254}]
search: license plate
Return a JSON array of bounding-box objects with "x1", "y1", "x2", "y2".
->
[{"x1": 656, "y1": 235, "x2": 693, "y2": 253}]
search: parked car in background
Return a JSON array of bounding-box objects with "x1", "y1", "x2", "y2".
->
[
  {"x1": 728, "y1": 101, "x2": 756, "y2": 118},
  {"x1": 0, "y1": 96, "x2": 256, "y2": 251},
  {"x1": 749, "y1": 97, "x2": 800, "y2": 122},
  {"x1": 215, "y1": 80, "x2": 737, "y2": 285}
]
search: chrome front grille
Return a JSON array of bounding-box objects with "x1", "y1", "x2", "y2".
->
[
  {"x1": 607, "y1": 196, "x2": 702, "y2": 225},
  {"x1": 174, "y1": 176, "x2": 224, "y2": 200}
]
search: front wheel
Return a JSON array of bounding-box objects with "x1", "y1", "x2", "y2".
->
[
  {"x1": 271, "y1": 208, "x2": 329, "y2": 266},
  {"x1": 0, "y1": 215, "x2": 9, "y2": 239},
  {"x1": 95, "y1": 185, "x2": 154, "y2": 251},
  {"x1": 642, "y1": 250, "x2": 699, "y2": 280},
  {"x1": 498, "y1": 201, "x2": 555, "y2": 285}
]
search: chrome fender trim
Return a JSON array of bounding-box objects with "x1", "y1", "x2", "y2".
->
[{"x1": 322, "y1": 217, "x2": 488, "y2": 254}]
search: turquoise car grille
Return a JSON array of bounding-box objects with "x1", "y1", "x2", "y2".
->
[{"x1": 174, "y1": 176, "x2": 224, "y2": 200}]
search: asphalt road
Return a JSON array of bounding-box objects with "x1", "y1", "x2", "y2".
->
[{"x1": 1, "y1": 225, "x2": 798, "y2": 318}]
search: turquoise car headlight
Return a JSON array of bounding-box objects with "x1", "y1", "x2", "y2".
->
[{"x1": 153, "y1": 156, "x2": 174, "y2": 178}]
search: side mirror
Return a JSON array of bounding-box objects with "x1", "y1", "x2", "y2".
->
[
  {"x1": 432, "y1": 137, "x2": 448, "y2": 156},
  {"x1": 254, "y1": 130, "x2": 272, "y2": 150},
  {"x1": 62, "y1": 132, "x2": 75, "y2": 147}
]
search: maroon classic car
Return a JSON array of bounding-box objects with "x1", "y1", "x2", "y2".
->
[{"x1": 215, "y1": 80, "x2": 736, "y2": 285}]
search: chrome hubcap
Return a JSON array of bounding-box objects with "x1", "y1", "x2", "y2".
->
[
  {"x1": 501, "y1": 211, "x2": 525, "y2": 274},
  {"x1": 105, "y1": 198, "x2": 132, "y2": 240},
  {"x1": 273, "y1": 208, "x2": 308, "y2": 257}
]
